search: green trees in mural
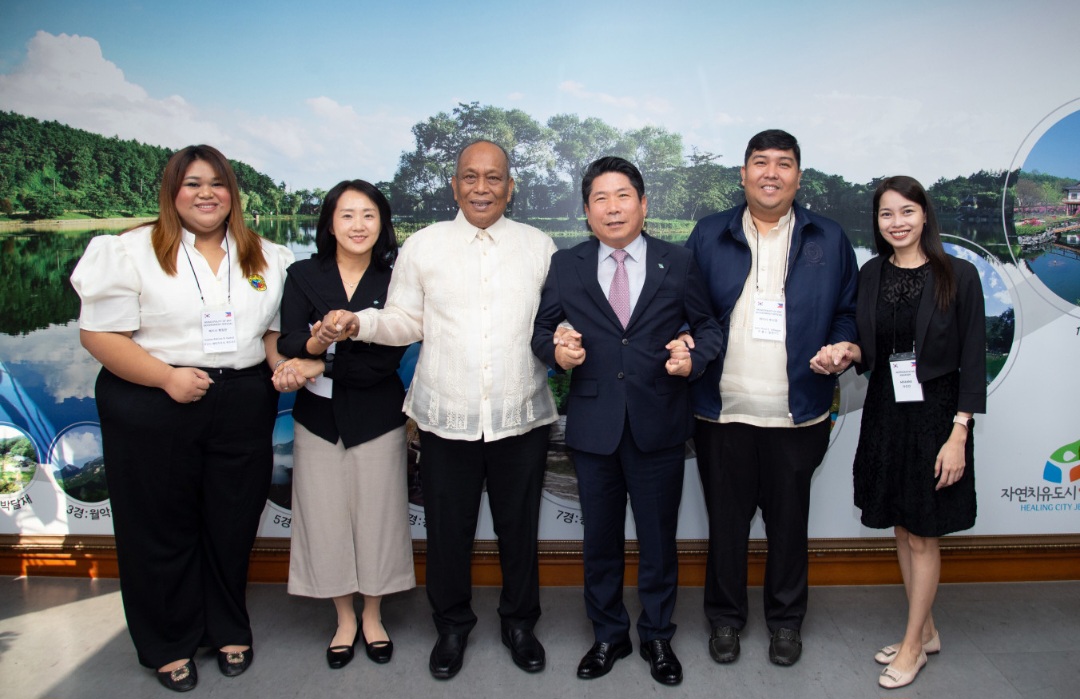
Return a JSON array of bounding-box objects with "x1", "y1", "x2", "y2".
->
[{"x1": 0, "y1": 111, "x2": 301, "y2": 220}]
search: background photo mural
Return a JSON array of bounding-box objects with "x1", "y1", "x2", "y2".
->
[{"x1": 1, "y1": 1, "x2": 1077, "y2": 540}]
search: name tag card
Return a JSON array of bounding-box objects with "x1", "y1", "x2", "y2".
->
[
  {"x1": 752, "y1": 295, "x2": 786, "y2": 342},
  {"x1": 202, "y1": 307, "x2": 238, "y2": 353},
  {"x1": 889, "y1": 351, "x2": 924, "y2": 402}
]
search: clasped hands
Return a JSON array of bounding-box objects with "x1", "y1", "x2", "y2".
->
[
  {"x1": 552, "y1": 327, "x2": 694, "y2": 377},
  {"x1": 809, "y1": 341, "x2": 861, "y2": 375},
  {"x1": 310, "y1": 309, "x2": 359, "y2": 347}
]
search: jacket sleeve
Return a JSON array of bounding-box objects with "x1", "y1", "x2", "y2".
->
[
  {"x1": 277, "y1": 268, "x2": 322, "y2": 359},
  {"x1": 531, "y1": 257, "x2": 566, "y2": 373},
  {"x1": 826, "y1": 231, "x2": 859, "y2": 346},
  {"x1": 683, "y1": 257, "x2": 724, "y2": 380},
  {"x1": 955, "y1": 261, "x2": 987, "y2": 414}
]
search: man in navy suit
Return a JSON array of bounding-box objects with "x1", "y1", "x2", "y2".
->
[{"x1": 532, "y1": 157, "x2": 723, "y2": 686}]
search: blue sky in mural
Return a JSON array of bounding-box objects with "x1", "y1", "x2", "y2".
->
[
  {"x1": 1023, "y1": 109, "x2": 1080, "y2": 181},
  {"x1": 1, "y1": 0, "x2": 1077, "y2": 189}
]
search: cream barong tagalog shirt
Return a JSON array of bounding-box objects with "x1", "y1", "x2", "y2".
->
[{"x1": 354, "y1": 211, "x2": 558, "y2": 441}]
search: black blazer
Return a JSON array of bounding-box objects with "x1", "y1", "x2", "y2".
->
[
  {"x1": 854, "y1": 255, "x2": 986, "y2": 414},
  {"x1": 531, "y1": 234, "x2": 723, "y2": 455},
  {"x1": 278, "y1": 256, "x2": 406, "y2": 448}
]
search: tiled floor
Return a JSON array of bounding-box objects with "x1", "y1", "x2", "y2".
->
[{"x1": 2, "y1": 576, "x2": 1077, "y2": 698}]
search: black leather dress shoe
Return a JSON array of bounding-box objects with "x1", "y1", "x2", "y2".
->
[
  {"x1": 326, "y1": 629, "x2": 359, "y2": 669},
  {"x1": 217, "y1": 647, "x2": 253, "y2": 677},
  {"x1": 639, "y1": 638, "x2": 683, "y2": 685},
  {"x1": 501, "y1": 626, "x2": 545, "y2": 673},
  {"x1": 576, "y1": 638, "x2": 632, "y2": 679},
  {"x1": 768, "y1": 628, "x2": 802, "y2": 666},
  {"x1": 156, "y1": 660, "x2": 197, "y2": 692},
  {"x1": 363, "y1": 628, "x2": 394, "y2": 664},
  {"x1": 709, "y1": 626, "x2": 741, "y2": 663},
  {"x1": 429, "y1": 633, "x2": 467, "y2": 680}
]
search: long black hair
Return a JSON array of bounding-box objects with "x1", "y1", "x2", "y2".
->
[
  {"x1": 872, "y1": 175, "x2": 955, "y2": 311},
  {"x1": 314, "y1": 180, "x2": 398, "y2": 271}
]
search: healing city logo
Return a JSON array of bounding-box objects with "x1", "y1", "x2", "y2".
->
[{"x1": 1043, "y1": 439, "x2": 1080, "y2": 484}]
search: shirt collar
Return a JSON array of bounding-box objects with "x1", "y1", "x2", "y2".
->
[
  {"x1": 454, "y1": 209, "x2": 509, "y2": 244},
  {"x1": 741, "y1": 206, "x2": 794, "y2": 238},
  {"x1": 181, "y1": 227, "x2": 232, "y2": 250},
  {"x1": 598, "y1": 230, "x2": 646, "y2": 262}
]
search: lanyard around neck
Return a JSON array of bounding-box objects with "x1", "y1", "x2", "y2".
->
[
  {"x1": 753, "y1": 215, "x2": 792, "y2": 294},
  {"x1": 182, "y1": 233, "x2": 232, "y2": 305}
]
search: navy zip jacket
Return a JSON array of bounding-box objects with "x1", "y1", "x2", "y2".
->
[{"x1": 685, "y1": 202, "x2": 859, "y2": 424}]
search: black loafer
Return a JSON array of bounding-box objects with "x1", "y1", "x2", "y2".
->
[
  {"x1": 768, "y1": 628, "x2": 802, "y2": 666},
  {"x1": 429, "y1": 633, "x2": 467, "y2": 680},
  {"x1": 639, "y1": 638, "x2": 683, "y2": 685},
  {"x1": 576, "y1": 638, "x2": 632, "y2": 680},
  {"x1": 709, "y1": 626, "x2": 741, "y2": 663},
  {"x1": 501, "y1": 626, "x2": 545, "y2": 673},
  {"x1": 363, "y1": 628, "x2": 394, "y2": 664},
  {"x1": 217, "y1": 647, "x2": 253, "y2": 677},
  {"x1": 326, "y1": 629, "x2": 359, "y2": 669},
  {"x1": 156, "y1": 659, "x2": 197, "y2": 693}
]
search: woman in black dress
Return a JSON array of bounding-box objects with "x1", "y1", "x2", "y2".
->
[{"x1": 810, "y1": 176, "x2": 985, "y2": 690}]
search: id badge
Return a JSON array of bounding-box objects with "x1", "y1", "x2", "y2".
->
[
  {"x1": 888, "y1": 351, "x2": 923, "y2": 402},
  {"x1": 202, "y1": 307, "x2": 238, "y2": 353},
  {"x1": 752, "y1": 294, "x2": 786, "y2": 342}
]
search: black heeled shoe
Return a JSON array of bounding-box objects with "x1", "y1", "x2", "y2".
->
[
  {"x1": 327, "y1": 629, "x2": 360, "y2": 669},
  {"x1": 157, "y1": 659, "x2": 197, "y2": 692},
  {"x1": 363, "y1": 627, "x2": 394, "y2": 664},
  {"x1": 217, "y1": 647, "x2": 253, "y2": 677}
]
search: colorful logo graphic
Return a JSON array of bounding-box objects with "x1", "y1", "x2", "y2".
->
[
  {"x1": 248, "y1": 274, "x2": 267, "y2": 291},
  {"x1": 1042, "y1": 439, "x2": 1080, "y2": 484}
]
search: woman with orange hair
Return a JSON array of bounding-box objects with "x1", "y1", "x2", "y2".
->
[{"x1": 72, "y1": 145, "x2": 293, "y2": 692}]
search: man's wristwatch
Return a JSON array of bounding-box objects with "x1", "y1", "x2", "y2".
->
[
  {"x1": 323, "y1": 352, "x2": 334, "y2": 377},
  {"x1": 952, "y1": 415, "x2": 974, "y2": 429}
]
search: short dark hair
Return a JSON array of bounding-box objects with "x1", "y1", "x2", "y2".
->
[
  {"x1": 314, "y1": 180, "x2": 398, "y2": 271},
  {"x1": 455, "y1": 139, "x2": 512, "y2": 178},
  {"x1": 581, "y1": 156, "x2": 645, "y2": 206},
  {"x1": 744, "y1": 129, "x2": 801, "y2": 168}
]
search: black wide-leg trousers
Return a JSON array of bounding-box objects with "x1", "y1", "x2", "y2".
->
[{"x1": 97, "y1": 365, "x2": 276, "y2": 668}]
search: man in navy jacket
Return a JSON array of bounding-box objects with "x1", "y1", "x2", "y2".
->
[
  {"x1": 532, "y1": 157, "x2": 722, "y2": 686},
  {"x1": 684, "y1": 130, "x2": 857, "y2": 667}
]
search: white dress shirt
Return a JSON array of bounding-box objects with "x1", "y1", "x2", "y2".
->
[
  {"x1": 71, "y1": 225, "x2": 293, "y2": 369},
  {"x1": 355, "y1": 211, "x2": 558, "y2": 441}
]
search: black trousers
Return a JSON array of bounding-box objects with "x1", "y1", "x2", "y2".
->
[
  {"x1": 695, "y1": 419, "x2": 830, "y2": 633},
  {"x1": 418, "y1": 426, "x2": 549, "y2": 635},
  {"x1": 97, "y1": 365, "x2": 277, "y2": 668},
  {"x1": 572, "y1": 429, "x2": 684, "y2": 644}
]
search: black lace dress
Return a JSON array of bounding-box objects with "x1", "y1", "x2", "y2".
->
[{"x1": 853, "y1": 261, "x2": 976, "y2": 536}]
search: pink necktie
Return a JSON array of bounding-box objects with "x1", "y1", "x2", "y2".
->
[{"x1": 609, "y1": 249, "x2": 630, "y2": 328}]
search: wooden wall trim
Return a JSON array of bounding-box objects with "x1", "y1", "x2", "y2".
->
[{"x1": 3, "y1": 534, "x2": 1079, "y2": 585}]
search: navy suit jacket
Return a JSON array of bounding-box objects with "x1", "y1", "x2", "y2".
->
[{"x1": 532, "y1": 233, "x2": 724, "y2": 455}]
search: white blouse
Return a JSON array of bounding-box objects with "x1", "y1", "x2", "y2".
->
[{"x1": 71, "y1": 225, "x2": 294, "y2": 369}]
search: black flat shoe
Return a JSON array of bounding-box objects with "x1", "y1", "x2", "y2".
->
[
  {"x1": 576, "y1": 638, "x2": 632, "y2": 679},
  {"x1": 768, "y1": 627, "x2": 802, "y2": 666},
  {"x1": 709, "y1": 626, "x2": 741, "y2": 663},
  {"x1": 157, "y1": 659, "x2": 197, "y2": 692},
  {"x1": 640, "y1": 638, "x2": 683, "y2": 685},
  {"x1": 429, "y1": 633, "x2": 467, "y2": 680},
  {"x1": 217, "y1": 647, "x2": 253, "y2": 677},
  {"x1": 327, "y1": 629, "x2": 360, "y2": 669},
  {"x1": 363, "y1": 628, "x2": 394, "y2": 664},
  {"x1": 501, "y1": 626, "x2": 545, "y2": 673}
]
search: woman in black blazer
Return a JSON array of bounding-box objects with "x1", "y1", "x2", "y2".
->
[
  {"x1": 273, "y1": 181, "x2": 414, "y2": 669},
  {"x1": 810, "y1": 176, "x2": 985, "y2": 690}
]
